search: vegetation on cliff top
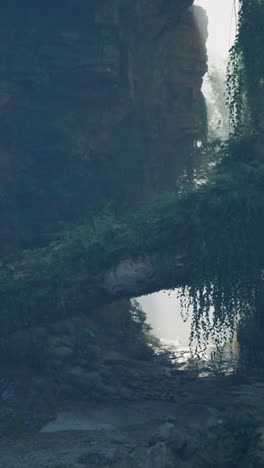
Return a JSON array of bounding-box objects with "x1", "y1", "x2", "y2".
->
[{"x1": 0, "y1": 0, "x2": 264, "y2": 359}]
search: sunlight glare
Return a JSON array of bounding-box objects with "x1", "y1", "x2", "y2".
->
[{"x1": 195, "y1": 0, "x2": 238, "y2": 61}]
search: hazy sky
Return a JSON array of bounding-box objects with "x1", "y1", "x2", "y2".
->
[
  {"x1": 138, "y1": 1, "x2": 238, "y2": 343},
  {"x1": 195, "y1": 0, "x2": 238, "y2": 59},
  {"x1": 139, "y1": 290, "x2": 191, "y2": 346}
]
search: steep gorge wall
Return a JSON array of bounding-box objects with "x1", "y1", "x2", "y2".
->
[{"x1": 0, "y1": 0, "x2": 207, "y2": 254}]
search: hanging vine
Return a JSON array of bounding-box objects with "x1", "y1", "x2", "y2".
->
[
  {"x1": 227, "y1": 0, "x2": 264, "y2": 134},
  {"x1": 179, "y1": 0, "x2": 264, "y2": 355},
  {"x1": 0, "y1": 1, "x2": 264, "y2": 364}
]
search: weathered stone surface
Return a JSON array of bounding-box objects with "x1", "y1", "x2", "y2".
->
[
  {"x1": 150, "y1": 422, "x2": 183, "y2": 447},
  {"x1": 0, "y1": 0, "x2": 207, "y2": 254},
  {"x1": 0, "y1": 1, "x2": 208, "y2": 378},
  {"x1": 144, "y1": 442, "x2": 175, "y2": 468},
  {"x1": 103, "y1": 254, "x2": 188, "y2": 297},
  {"x1": 149, "y1": 421, "x2": 196, "y2": 460}
]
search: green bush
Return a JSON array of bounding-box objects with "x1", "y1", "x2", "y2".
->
[{"x1": 196, "y1": 414, "x2": 260, "y2": 468}]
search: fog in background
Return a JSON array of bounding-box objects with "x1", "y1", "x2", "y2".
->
[{"x1": 137, "y1": 1, "x2": 238, "y2": 346}]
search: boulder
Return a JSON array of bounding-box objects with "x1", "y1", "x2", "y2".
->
[
  {"x1": 150, "y1": 422, "x2": 188, "y2": 449},
  {"x1": 150, "y1": 422, "x2": 196, "y2": 459},
  {"x1": 144, "y1": 442, "x2": 175, "y2": 468},
  {"x1": 66, "y1": 367, "x2": 115, "y2": 398}
]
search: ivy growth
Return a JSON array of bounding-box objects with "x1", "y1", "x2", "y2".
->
[
  {"x1": 1, "y1": 1, "x2": 264, "y2": 364},
  {"x1": 227, "y1": 0, "x2": 264, "y2": 134}
]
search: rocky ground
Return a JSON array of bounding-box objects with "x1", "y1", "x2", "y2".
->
[
  {"x1": 1, "y1": 377, "x2": 264, "y2": 467},
  {"x1": 1, "y1": 341, "x2": 264, "y2": 467}
]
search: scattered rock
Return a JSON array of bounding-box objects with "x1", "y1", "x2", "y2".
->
[
  {"x1": 78, "y1": 447, "x2": 120, "y2": 466},
  {"x1": 144, "y1": 442, "x2": 175, "y2": 468},
  {"x1": 110, "y1": 433, "x2": 130, "y2": 445},
  {"x1": 66, "y1": 367, "x2": 115, "y2": 398},
  {"x1": 102, "y1": 350, "x2": 131, "y2": 363},
  {"x1": 150, "y1": 422, "x2": 187, "y2": 449},
  {"x1": 150, "y1": 422, "x2": 177, "y2": 445},
  {"x1": 149, "y1": 422, "x2": 197, "y2": 460},
  {"x1": 0, "y1": 375, "x2": 55, "y2": 431}
]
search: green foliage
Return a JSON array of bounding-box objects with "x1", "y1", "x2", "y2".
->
[
  {"x1": 177, "y1": 0, "x2": 264, "y2": 355},
  {"x1": 129, "y1": 299, "x2": 151, "y2": 335},
  {"x1": 227, "y1": 0, "x2": 264, "y2": 134},
  {"x1": 1, "y1": 1, "x2": 264, "y2": 362},
  {"x1": 196, "y1": 414, "x2": 260, "y2": 468},
  {"x1": 179, "y1": 135, "x2": 264, "y2": 353},
  {"x1": 0, "y1": 136, "x2": 263, "y2": 355}
]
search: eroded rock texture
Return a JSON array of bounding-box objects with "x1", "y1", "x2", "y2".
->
[{"x1": 0, "y1": 0, "x2": 207, "y2": 254}]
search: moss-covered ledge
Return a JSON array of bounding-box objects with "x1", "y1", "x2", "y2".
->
[
  {"x1": 1, "y1": 141, "x2": 264, "y2": 344},
  {"x1": 0, "y1": 191, "x2": 197, "y2": 337}
]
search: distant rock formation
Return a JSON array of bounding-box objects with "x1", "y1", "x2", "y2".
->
[{"x1": 0, "y1": 0, "x2": 207, "y2": 253}]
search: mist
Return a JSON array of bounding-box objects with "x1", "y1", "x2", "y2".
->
[
  {"x1": 137, "y1": 0, "x2": 238, "y2": 346},
  {"x1": 1, "y1": 2, "x2": 263, "y2": 466}
]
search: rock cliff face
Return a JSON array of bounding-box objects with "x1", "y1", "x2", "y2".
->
[
  {"x1": 0, "y1": 0, "x2": 207, "y2": 253},
  {"x1": 0, "y1": 0, "x2": 208, "y2": 395}
]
